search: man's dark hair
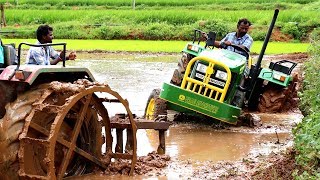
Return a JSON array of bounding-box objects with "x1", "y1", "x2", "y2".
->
[
  {"x1": 36, "y1": 25, "x2": 53, "y2": 42},
  {"x1": 237, "y1": 18, "x2": 252, "y2": 27}
]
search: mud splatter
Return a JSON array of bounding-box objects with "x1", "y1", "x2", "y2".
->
[{"x1": 103, "y1": 152, "x2": 170, "y2": 176}]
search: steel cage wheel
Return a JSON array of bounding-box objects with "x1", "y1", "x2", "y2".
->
[{"x1": 16, "y1": 81, "x2": 137, "y2": 179}]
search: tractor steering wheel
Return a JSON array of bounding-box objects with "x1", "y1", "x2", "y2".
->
[{"x1": 228, "y1": 44, "x2": 250, "y2": 60}]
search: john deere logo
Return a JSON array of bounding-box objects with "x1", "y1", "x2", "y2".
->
[
  {"x1": 178, "y1": 94, "x2": 219, "y2": 114},
  {"x1": 179, "y1": 95, "x2": 185, "y2": 101}
]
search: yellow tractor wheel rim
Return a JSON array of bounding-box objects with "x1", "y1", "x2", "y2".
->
[{"x1": 146, "y1": 98, "x2": 155, "y2": 120}]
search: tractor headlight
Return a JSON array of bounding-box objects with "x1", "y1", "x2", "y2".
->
[
  {"x1": 273, "y1": 72, "x2": 286, "y2": 82},
  {"x1": 187, "y1": 44, "x2": 199, "y2": 52},
  {"x1": 215, "y1": 70, "x2": 228, "y2": 81},
  {"x1": 196, "y1": 63, "x2": 207, "y2": 74}
]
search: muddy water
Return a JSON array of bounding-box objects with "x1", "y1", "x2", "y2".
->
[
  {"x1": 69, "y1": 56, "x2": 177, "y2": 116},
  {"x1": 68, "y1": 56, "x2": 302, "y2": 178}
]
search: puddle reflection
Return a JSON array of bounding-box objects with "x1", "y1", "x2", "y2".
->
[{"x1": 140, "y1": 124, "x2": 291, "y2": 162}]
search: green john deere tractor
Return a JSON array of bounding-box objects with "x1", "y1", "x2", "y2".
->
[{"x1": 145, "y1": 9, "x2": 298, "y2": 125}]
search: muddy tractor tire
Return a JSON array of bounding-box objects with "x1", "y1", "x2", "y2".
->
[
  {"x1": 170, "y1": 53, "x2": 194, "y2": 86},
  {"x1": 231, "y1": 90, "x2": 245, "y2": 108},
  {"x1": 144, "y1": 89, "x2": 167, "y2": 121},
  {"x1": 0, "y1": 80, "x2": 137, "y2": 179},
  {"x1": 258, "y1": 76, "x2": 298, "y2": 112}
]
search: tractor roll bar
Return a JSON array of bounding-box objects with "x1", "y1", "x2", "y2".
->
[
  {"x1": 17, "y1": 42, "x2": 67, "y2": 68},
  {"x1": 193, "y1": 29, "x2": 206, "y2": 45},
  {"x1": 193, "y1": 29, "x2": 216, "y2": 49},
  {"x1": 8, "y1": 42, "x2": 67, "y2": 80}
]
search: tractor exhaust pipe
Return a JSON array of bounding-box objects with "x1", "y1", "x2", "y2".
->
[
  {"x1": 255, "y1": 9, "x2": 279, "y2": 70},
  {"x1": 248, "y1": 9, "x2": 279, "y2": 87},
  {"x1": 245, "y1": 9, "x2": 279, "y2": 109}
]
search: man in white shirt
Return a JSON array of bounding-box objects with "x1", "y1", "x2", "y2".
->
[{"x1": 26, "y1": 25, "x2": 76, "y2": 65}]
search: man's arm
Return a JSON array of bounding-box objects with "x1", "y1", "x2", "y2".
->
[
  {"x1": 50, "y1": 56, "x2": 61, "y2": 65},
  {"x1": 50, "y1": 53, "x2": 76, "y2": 65},
  {"x1": 48, "y1": 46, "x2": 61, "y2": 65},
  {"x1": 202, "y1": 32, "x2": 227, "y2": 48},
  {"x1": 216, "y1": 34, "x2": 230, "y2": 49},
  {"x1": 214, "y1": 41, "x2": 222, "y2": 48},
  {"x1": 49, "y1": 48, "x2": 76, "y2": 65}
]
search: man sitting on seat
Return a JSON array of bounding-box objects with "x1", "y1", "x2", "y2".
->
[
  {"x1": 214, "y1": 18, "x2": 253, "y2": 55},
  {"x1": 26, "y1": 24, "x2": 76, "y2": 65}
]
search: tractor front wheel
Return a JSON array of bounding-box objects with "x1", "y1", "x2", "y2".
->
[
  {"x1": 170, "y1": 53, "x2": 194, "y2": 86},
  {"x1": 144, "y1": 89, "x2": 167, "y2": 121}
]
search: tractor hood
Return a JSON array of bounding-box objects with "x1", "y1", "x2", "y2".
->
[
  {"x1": 0, "y1": 65, "x2": 95, "y2": 84},
  {"x1": 199, "y1": 49, "x2": 247, "y2": 73}
]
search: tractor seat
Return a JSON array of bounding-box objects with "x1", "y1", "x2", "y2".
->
[{"x1": 2, "y1": 44, "x2": 18, "y2": 67}]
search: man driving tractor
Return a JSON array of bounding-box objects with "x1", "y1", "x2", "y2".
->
[
  {"x1": 26, "y1": 24, "x2": 77, "y2": 65},
  {"x1": 204, "y1": 18, "x2": 253, "y2": 56}
]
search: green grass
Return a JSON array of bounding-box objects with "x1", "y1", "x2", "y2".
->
[
  {"x1": 2, "y1": 8, "x2": 318, "y2": 41},
  {"x1": 1, "y1": 0, "x2": 317, "y2": 7},
  {"x1": 293, "y1": 29, "x2": 320, "y2": 179},
  {"x1": 5, "y1": 9, "x2": 318, "y2": 26},
  {"x1": 1, "y1": 1, "x2": 318, "y2": 42},
  {"x1": 2, "y1": 39, "x2": 309, "y2": 54}
]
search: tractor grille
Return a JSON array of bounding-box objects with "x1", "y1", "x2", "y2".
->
[{"x1": 181, "y1": 57, "x2": 232, "y2": 103}]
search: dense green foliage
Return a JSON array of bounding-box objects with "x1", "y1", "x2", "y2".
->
[
  {"x1": 294, "y1": 28, "x2": 320, "y2": 178},
  {"x1": 0, "y1": 1, "x2": 319, "y2": 42}
]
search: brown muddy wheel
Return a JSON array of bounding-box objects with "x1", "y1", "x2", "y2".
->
[
  {"x1": 144, "y1": 89, "x2": 167, "y2": 121},
  {"x1": 258, "y1": 77, "x2": 297, "y2": 112},
  {"x1": 0, "y1": 81, "x2": 137, "y2": 180},
  {"x1": 0, "y1": 87, "x2": 43, "y2": 180},
  {"x1": 170, "y1": 52, "x2": 194, "y2": 86}
]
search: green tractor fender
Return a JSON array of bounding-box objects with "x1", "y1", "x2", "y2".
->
[{"x1": 258, "y1": 60, "x2": 297, "y2": 87}]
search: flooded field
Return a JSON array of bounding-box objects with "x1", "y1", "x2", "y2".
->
[{"x1": 66, "y1": 54, "x2": 303, "y2": 179}]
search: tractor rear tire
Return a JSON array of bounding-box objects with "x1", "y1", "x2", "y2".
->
[
  {"x1": 258, "y1": 77, "x2": 297, "y2": 112},
  {"x1": 258, "y1": 87, "x2": 286, "y2": 112},
  {"x1": 170, "y1": 53, "x2": 194, "y2": 86},
  {"x1": 0, "y1": 82, "x2": 103, "y2": 179},
  {"x1": 144, "y1": 89, "x2": 167, "y2": 121},
  {"x1": 0, "y1": 85, "x2": 44, "y2": 180}
]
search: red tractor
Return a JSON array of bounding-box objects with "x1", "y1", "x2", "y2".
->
[{"x1": 0, "y1": 42, "x2": 137, "y2": 179}]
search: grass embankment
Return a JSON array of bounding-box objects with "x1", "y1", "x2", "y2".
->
[
  {"x1": 1, "y1": 1, "x2": 319, "y2": 42},
  {"x1": 1, "y1": 0, "x2": 319, "y2": 9},
  {"x1": 2, "y1": 39, "x2": 309, "y2": 54},
  {"x1": 294, "y1": 30, "x2": 320, "y2": 178}
]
